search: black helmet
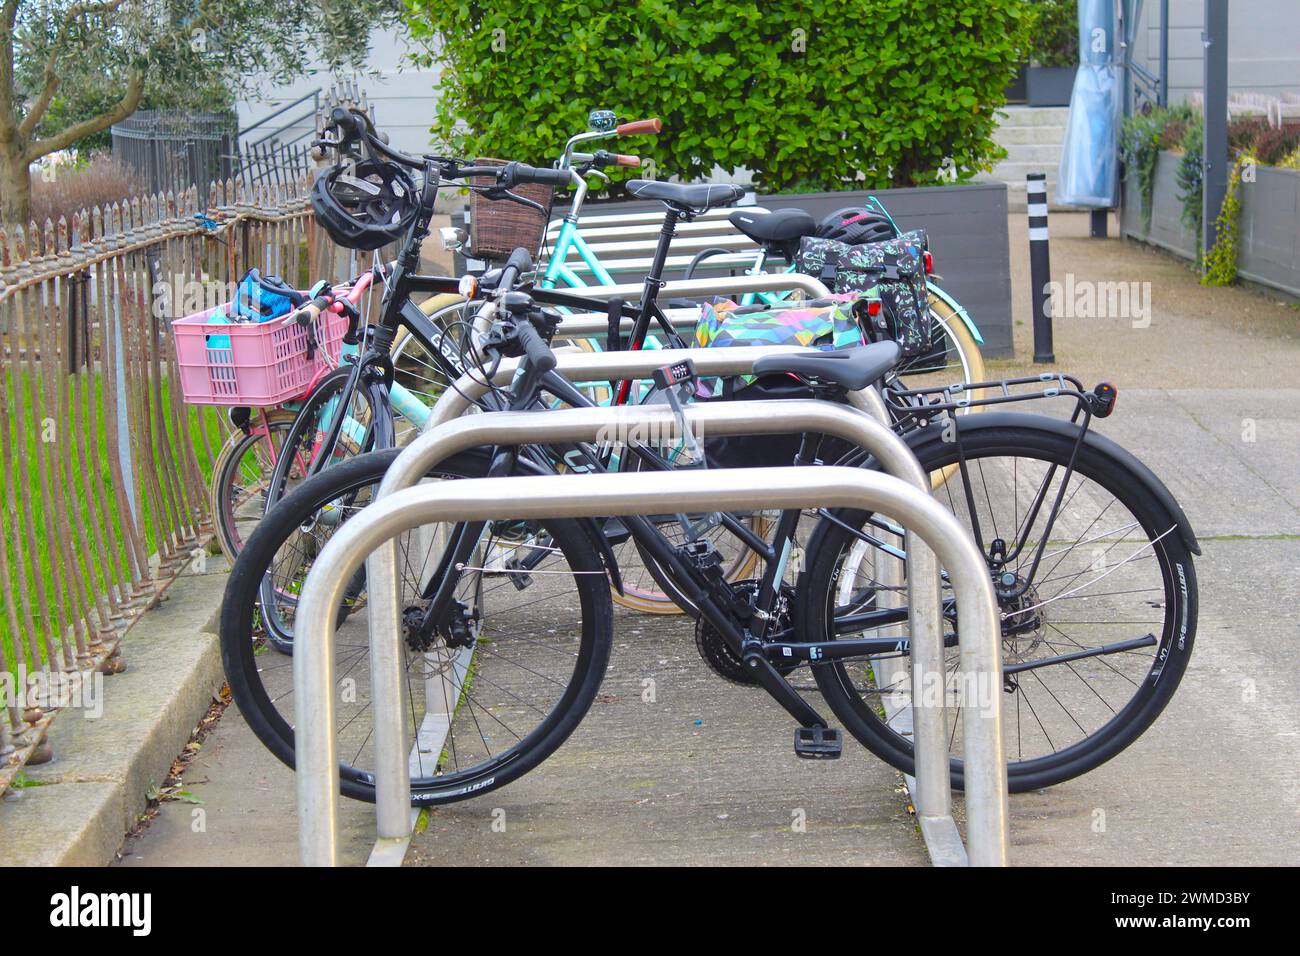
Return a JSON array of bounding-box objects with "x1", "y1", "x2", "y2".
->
[
  {"x1": 816, "y1": 206, "x2": 897, "y2": 245},
  {"x1": 310, "y1": 159, "x2": 419, "y2": 251}
]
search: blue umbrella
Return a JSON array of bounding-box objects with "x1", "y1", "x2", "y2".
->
[{"x1": 1058, "y1": 0, "x2": 1122, "y2": 207}]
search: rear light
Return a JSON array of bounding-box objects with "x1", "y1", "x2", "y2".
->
[
  {"x1": 923, "y1": 251, "x2": 934, "y2": 275},
  {"x1": 867, "y1": 299, "x2": 882, "y2": 317}
]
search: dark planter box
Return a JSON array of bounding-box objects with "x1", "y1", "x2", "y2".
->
[
  {"x1": 1121, "y1": 150, "x2": 1300, "y2": 299},
  {"x1": 458, "y1": 181, "x2": 1015, "y2": 357},
  {"x1": 1004, "y1": 65, "x2": 1029, "y2": 105},
  {"x1": 1026, "y1": 66, "x2": 1075, "y2": 107},
  {"x1": 1119, "y1": 150, "x2": 1197, "y2": 258}
]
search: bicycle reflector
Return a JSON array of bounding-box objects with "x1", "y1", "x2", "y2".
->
[
  {"x1": 866, "y1": 298, "x2": 883, "y2": 317},
  {"x1": 923, "y1": 251, "x2": 934, "y2": 275},
  {"x1": 1092, "y1": 382, "x2": 1119, "y2": 418}
]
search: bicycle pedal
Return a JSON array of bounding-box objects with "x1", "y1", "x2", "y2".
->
[{"x1": 794, "y1": 726, "x2": 842, "y2": 760}]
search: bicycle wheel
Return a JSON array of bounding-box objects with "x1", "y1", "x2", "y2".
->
[
  {"x1": 893, "y1": 289, "x2": 986, "y2": 391},
  {"x1": 607, "y1": 393, "x2": 768, "y2": 615},
  {"x1": 210, "y1": 410, "x2": 297, "y2": 560},
  {"x1": 795, "y1": 424, "x2": 1198, "y2": 792},
  {"x1": 263, "y1": 365, "x2": 386, "y2": 516},
  {"x1": 221, "y1": 448, "x2": 614, "y2": 805},
  {"x1": 390, "y1": 296, "x2": 471, "y2": 438}
]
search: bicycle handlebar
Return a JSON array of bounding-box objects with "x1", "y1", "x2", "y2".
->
[
  {"x1": 498, "y1": 247, "x2": 534, "y2": 291},
  {"x1": 515, "y1": 317, "x2": 557, "y2": 374}
]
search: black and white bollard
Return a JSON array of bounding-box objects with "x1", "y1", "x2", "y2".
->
[{"x1": 1027, "y1": 173, "x2": 1055, "y2": 364}]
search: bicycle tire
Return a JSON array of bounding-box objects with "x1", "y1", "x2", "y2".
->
[
  {"x1": 262, "y1": 365, "x2": 387, "y2": 518},
  {"x1": 221, "y1": 447, "x2": 614, "y2": 805},
  {"x1": 794, "y1": 424, "x2": 1197, "y2": 792},
  {"x1": 210, "y1": 410, "x2": 297, "y2": 560}
]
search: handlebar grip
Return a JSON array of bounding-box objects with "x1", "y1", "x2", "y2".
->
[
  {"x1": 283, "y1": 299, "x2": 325, "y2": 326},
  {"x1": 493, "y1": 247, "x2": 534, "y2": 293},
  {"x1": 616, "y1": 118, "x2": 662, "y2": 136},
  {"x1": 613, "y1": 154, "x2": 641, "y2": 167},
  {"x1": 510, "y1": 163, "x2": 573, "y2": 187},
  {"x1": 505, "y1": 246, "x2": 534, "y2": 277},
  {"x1": 516, "y1": 319, "x2": 557, "y2": 375}
]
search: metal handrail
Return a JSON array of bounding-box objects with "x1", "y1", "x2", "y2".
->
[
  {"x1": 293, "y1": 461, "x2": 1008, "y2": 867},
  {"x1": 238, "y1": 89, "x2": 321, "y2": 142}
]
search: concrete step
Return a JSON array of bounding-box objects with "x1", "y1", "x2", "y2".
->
[
  {"x1": 995, "y1": 124, "x2": 1068, "y2": 145},
  {"x1": 989, "y1": 160, "x2": 1062, "y2": 181},
  {"x1": 998, "y1": 105, "x2": 1071, "y2": 127},
  {"x1": 996, "y1": 143, "x2": 1065, "y2": 164}
]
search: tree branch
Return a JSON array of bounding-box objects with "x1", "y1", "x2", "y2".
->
[
  {"x1": 19, "y1": 0, "x2": 128, "y2": 138},
  {"x1": 24, "y1": 67, "x2": 143, "y2": 161}
]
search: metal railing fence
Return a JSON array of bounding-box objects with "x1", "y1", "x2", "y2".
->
[
  {"x1": 111, "y1": 110, "x2": 237, "y2": 199},
  {"x1": 0, "y1": 176, "x2": 357, "y2": 792}
]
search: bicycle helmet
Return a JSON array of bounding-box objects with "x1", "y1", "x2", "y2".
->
[
  {"x1": 310, "y1": 158, "x2": 419, "y2": 251},
  {"x1": 816, "y1": 206, "x2": 897, "y2": 245}
]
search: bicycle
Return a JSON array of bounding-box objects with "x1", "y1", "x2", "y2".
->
[
  {"x1": 254, "y1": 109, "x2": 787, "y2": 612},
  {"x1": 528, "y1": 110, "x2": 985, "y2": 390},
  {"x1": 220, "y1": 247, "x2": 1199, "y2": 805}
]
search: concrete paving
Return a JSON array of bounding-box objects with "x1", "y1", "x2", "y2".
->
[
  {"x1": 2, "y1": 567, "x2": 228, "y2": 866},
  {"x1": 112, "y1": 214, "x2": 1299, "y2": 866},
  {"x1": 404, "y1": 614, "x2": 926, "y2": 867}
]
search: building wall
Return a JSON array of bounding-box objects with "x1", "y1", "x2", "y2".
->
[
  {"x1": 1132, "y1": 0, "x2": 1300, "y2": 103},
  {"x1": 236, "y1": 28, "x2": 442, "y2": 157}
]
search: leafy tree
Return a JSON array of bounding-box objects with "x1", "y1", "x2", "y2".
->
[
  {"x1": 0, "y1": 0, "x2": 401, "y2": 228},
  {"x1": 406, "y1": 0, "x2": 1032, "y2": 194},
  {"x1": 1027, "y1": 0, "x2": 1078, "y2": 69}
]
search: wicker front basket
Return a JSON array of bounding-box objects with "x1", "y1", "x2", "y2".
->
[{"x1": 467, "y1": 157, "x2": 556, "y2": 262}]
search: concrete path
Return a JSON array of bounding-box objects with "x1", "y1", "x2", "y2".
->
[
  {"x1": 404, "y1": 613, "x2": 926, "y2": 867},
  {"x1": 116, "y1": 214, "x2": 1299, "y2": 866}
]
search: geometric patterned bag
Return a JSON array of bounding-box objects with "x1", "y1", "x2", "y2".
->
[
  {"x1": 693, "y1": 293, "x2": 871, "y2": 395},
  {"x1": 796, "y1": 229, "x2": 932, "y2": 355}
]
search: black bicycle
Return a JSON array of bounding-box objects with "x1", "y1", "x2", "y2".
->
[{"x1": 220, "y1": 253, "x2": 1199, "y2": 804}]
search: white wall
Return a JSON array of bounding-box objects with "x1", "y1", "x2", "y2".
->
[
  {"x1": 1133, "y1": 0, "x2": 1300, "y2": 103},
  {"x1": 236, "y1": 27, "x2": 443, "y2": 156}
]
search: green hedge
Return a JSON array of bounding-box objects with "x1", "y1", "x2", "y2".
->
[{"x1": 406, "y1": 0, "x2": 1032, "y2": 192}]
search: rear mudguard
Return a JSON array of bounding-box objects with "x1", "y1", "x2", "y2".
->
[
  {"x1": 846, "y1": 411, "x2": 1200, "y2": 556},
  {"x1": 927, "y1": 280, "x2": 984, "y2": 346}
]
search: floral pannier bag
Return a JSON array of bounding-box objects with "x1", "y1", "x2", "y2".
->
[{"x1": 795, "y1": 229, "x2": 932, "y2": 356}]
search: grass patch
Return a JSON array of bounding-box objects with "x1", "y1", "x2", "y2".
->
[{"x1": 0, "y1": 368, "x2": 225, "y2": 669}]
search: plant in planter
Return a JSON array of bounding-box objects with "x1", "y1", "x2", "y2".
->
[
  {"x1": 1120, "y1": 104, "x2": 1193, "y2": 229},
  {"x1": 1026, "y1": 0, "x2": 1078, "y2": 107},
  {"x1": 1175, "y1": 120, "x2": 1204, "y2": 255},
  {"x1": 1202, "y1": 152, "x2": 1253, "y2": 286}
]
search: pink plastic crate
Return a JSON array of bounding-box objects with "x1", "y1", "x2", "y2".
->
[{"x1": 171, "y1": 303, "x2": 349, "y2": 407}]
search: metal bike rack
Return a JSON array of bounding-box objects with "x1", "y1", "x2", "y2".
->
[
  {"x1": 550, "y1": 274, "x2": 831, "y2": 341},
  {"x1": 411, "y1": 346, "x2": 971, "y2": 862},
  {"x1": 425, "y1": 345, "x2": 863, "y2": 429},
  {"x1": 292, "y1": 400, "x2": 1010, "y2": 868}
]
